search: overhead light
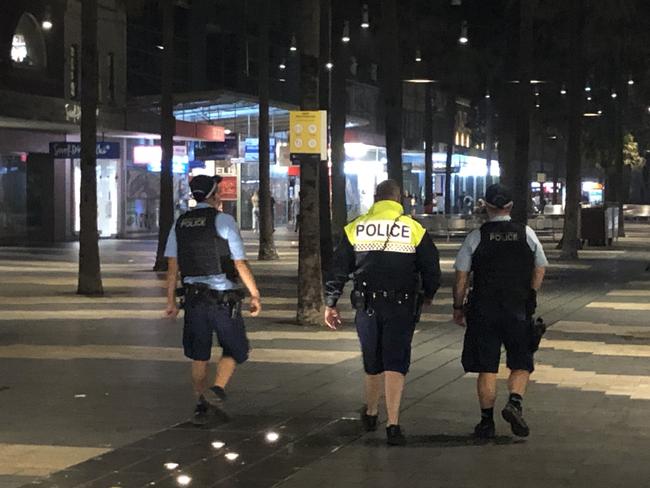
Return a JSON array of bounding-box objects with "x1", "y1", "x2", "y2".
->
[
  {"x1": 156, "y1": 45, "x2": 164, "y2": 50},
  {"x1": 211, "y1": 441, "x2": 225, "y2": 449},
  {"x1": 628, "y1": 78, "x2": 635, "y2": 86},
  {"x1": 611, "y1": 91, "x2": 618, "y2": 99},
  {"x1": 484, "y1": 90, "x2": 491, "y2": 99},
  {"x1": 534, "y1": 87, "x2": 540, "y2": 97},
  {"x1": 42, "y1": 8, "x2": 53, "y2": 31},
  {"x1": 224, "y1": 129, "x2": 232, "y2": 135},
  {"x1": 451, "y1": 0, "x2": 462, "y2": 5},
  {"x1": 583, "y1": 112, "x2": 600, "y2": 117},
  {"x1": 164, "y1": 462, "x2": 179, "y2": 470},
  {"x1": 176, "y1": 475, "x2": 192, "y2": 486},
  {"x1": 279, "y1": 78, "x2": 286, "y2": 82},
  {"x1": 289, "y1": 34, "x2": 297, "y2": 52},
  {"x1": 361, "y1": 4, "x2": 370, "y2": 29},
  {"x1": 404, "y1": 78, "x2": 436, "y2": 83},
  {"x1": 325, "y1": 61, "x2": 334, "y2": 70},
  {"x1": 278, "y1": 61, "x2": 286, "y2": 70},
  {"x1": 265, "y1": 432, "x2": 280, "y2": 443},
  {"x1": 458, "y1": 21, "x2": 469, "y2": 45},
  {"x1": 342, "y1": 21, "x2": 350, "y2": 43},
  {"x1": 586, "y1": 95, "x2": 592, "y2": 101},
  {"x1": 535, "y1": 102, "x2": 541, "y2": 109},
  {"x1": 560, "y1": 84, "x2": 567, "y2": 96},
  {"x1": 598, "y1": 109, "x2": 603, "y2": 115},
  {"x1": 415, "y1": 49, "x2": 422, "y2": 62},
  {"x1": 585, "y1": 84, "x2": 591, "y2": 92},
  {"x1": 530, "y1": 80, "x2": 544, "y2": 84},
  {"x1": 224, "y1": 452, "x2": 240, "y2": 461}
]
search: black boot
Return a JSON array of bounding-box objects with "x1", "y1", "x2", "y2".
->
[
  {"x1": 360, "y1": 405, "x2": 378, "y2": 432},
  {"x1": 501, "y1": 401, "x2": 530, "y2": 437},
  {"x1": 473, "y1": 418, "x2": 496, "y2": 439},
  {"x1": 191, "y1": 398, "x2": 210, "y2": 426},
  {"x1": 386, "y1": 425, "x2": 406, "y2": 446}
]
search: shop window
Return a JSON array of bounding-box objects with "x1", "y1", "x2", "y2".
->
[{"x1": 11, "y1": 13, "x2": 47, "y2": 69}]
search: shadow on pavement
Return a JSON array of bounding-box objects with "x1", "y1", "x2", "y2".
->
[{"x1": 363, "y1": 433, "x2": 524, "y2": 448}]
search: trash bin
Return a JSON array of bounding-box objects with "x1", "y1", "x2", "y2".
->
[{"x1": 580, "y1": 204, "x2": 618, "y2": 246}]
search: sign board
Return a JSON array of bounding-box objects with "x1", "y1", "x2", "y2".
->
[
  {"x1": 218, "y1": 176, "x2": 238, "y2": 201},
  {"x1": 536, "y1": 172, "x2": 547, "y2": 183},
  {"x1": 194, "y1": 134, "x2": 239, "y2": 160},
  {"x1": 133, "y1": 145, "x2": 187, "y2": 165},
  {"x1": 50, "y1": 142, "x2": 120, "y2": 159},
  {"x1": 244, "y1": 137, "x2": 276, "y2": 162},
  {"x1": 289, "y1": 110, "x2": 327, "y2": 159}
]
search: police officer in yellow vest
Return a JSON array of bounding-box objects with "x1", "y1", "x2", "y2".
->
[{"x1": 325, "y1": 179, "x2": 441, "y2": 446}]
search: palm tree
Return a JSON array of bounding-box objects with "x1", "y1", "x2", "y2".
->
[
  {"x1": 329, "y1": 0, "x2": 348, "y2": 242},
  {"x1": 423, "y1": 83, "x2": 434, "y2": 208},
  {"x1": 296, "y1": 0, "x2": 324, "y2": 326},
  {"x1": 510, "y1": 0, "x2": 535, "y2": 224},
  {"x1": 257, "y1": 0, "x2": 279, "y2": 261},
  {"x1": 153, "y1": 0, "x2": 175, "y2": 272},
  {"x1": 379, "y1": 0, "x2": 403, "y2": 188},
  {"x1": 77, "y1": 0, "x2": 103, "y2": 296},
  {"x1": 560, "y1": 0, "x2": 586, "y2": 260}
]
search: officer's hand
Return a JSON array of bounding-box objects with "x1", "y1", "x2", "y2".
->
[
  {"x1": 453, "y1": 309, "x2": 466, "y2": 327},
  {"x1": 324, "y1": 307, "x2": 342, "y2": 330},
  {"x1": 250, "y1": 296, "x2": 262, "y2": 317},
  {"x1": 164, "y1": 304, "x2": 179, "y2": 319}
]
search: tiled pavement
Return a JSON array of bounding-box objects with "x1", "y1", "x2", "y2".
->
[{"x1": 0, "y1": 225, "x2": 650, "y2": 487}]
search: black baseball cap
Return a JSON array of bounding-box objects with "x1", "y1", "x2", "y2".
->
[
  {"x1": 485, "y1": 183, "x2": 513, "y2": 209},
  {"x1": 190, "y1": 174, "x2": 222, "y2": 201}
]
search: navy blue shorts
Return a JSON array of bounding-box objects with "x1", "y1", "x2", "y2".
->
[
  {"x1": 355, "y1": 302, "x2": 416, "y2": 375},
  {"x1": 183, "y1": 296, "x2": 250, "y2": 363},
  {"x1": 462, "y1": 299, "x2": 534, "y2": 374}
]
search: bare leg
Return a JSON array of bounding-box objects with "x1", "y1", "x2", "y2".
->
[
  {"x1": 384, "y1": 371, "x2": 405, "y2": 426},
  {"x1": 214, "y1": 356, "x2": 236, "y2": 390},
  {"x1": 365, "y1": 373, "x2": 383, "y2": 415},
  {"x1": 192, "y1": 361, "x2": 209, "y2": 400},
  {"x1": 507, "y1": 370, "x2": 530, "y2": 396},
  {"x1": 477, "y1": 372, "x2": 498, "y2": 409}
]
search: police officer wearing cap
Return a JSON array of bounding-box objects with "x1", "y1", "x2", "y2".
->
[
  {"x1": 164, "y1": 174, "x2": 262, "y2": 425},
  {"x1": 453, "y1": 183, "x2": 547, "y2": 439},
  {"x1": 324, "y1": 179, "x2": 441, "y2": 446}
]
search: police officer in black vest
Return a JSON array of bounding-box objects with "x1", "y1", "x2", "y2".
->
[
  {"x1": 325, "y1": 179, "x2": 441, "y2": 446},
  {"x1": 453, "y1": 183, "x2": 547, "y2": 438},
  {"x1": 164, "y1": 175, "x2": 261, "y2": 425}
]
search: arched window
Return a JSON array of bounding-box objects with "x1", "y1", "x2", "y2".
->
[{"x1": 11, "y1": 13, "x2": 47, "y2": 69}]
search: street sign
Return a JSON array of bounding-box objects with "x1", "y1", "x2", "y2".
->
[
  {"x1": 289, "y1": 111, "x2": 327, "y2": 160},
  {"x1": 537, "y1": 172, "x2": 547, "y2": 183},
  {"x1": 50, "y1": 142, "x2": 120, "y2": 159}
]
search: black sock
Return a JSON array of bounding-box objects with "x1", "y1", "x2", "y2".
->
[
  {"x1": 508, "y1": 393, "x2": 523, "y2": 409},
  {"x1": 481, "y1": 408, "x2": 494, "y2": 421}
]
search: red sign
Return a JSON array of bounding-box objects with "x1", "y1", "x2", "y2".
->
[{"x1": 218, "y1": 176, "x2": 238, "y2": 201}]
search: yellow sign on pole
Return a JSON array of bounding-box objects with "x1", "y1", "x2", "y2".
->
[{"x1": 289, "y1": 110, "x2": 327, "y2": 159}]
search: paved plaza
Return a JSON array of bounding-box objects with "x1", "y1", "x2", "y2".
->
[{"x1": 1, "y1": 225, "x2": 650, "y2": 487}]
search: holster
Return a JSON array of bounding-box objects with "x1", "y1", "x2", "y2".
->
[
  {"x1": 413, "y1": 291, "x2": 425, "y2": 323},
  {"x1": 529, "y1": 317, "x2": 547, "y2": 352}
]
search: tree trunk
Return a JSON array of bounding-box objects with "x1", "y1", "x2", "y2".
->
[
  {"x1": 77, "y1": 0, "x2": 103, "y2": 295},
  {"x1": 511, "y1": 0, "x2": 534, "y2": 224},
  {"x1": 379, "y1": 0, "x2": 403, "y2": 188},
  {"x1": 560, "y1": 0, "x2": 586, "y2": 260},
  {"x1": 318, "y1": 0, "x2": 333, "y2": 272},
  {"x1": 424, "y1": 83, "x2": 434, "y2": 207},
  {"x1": 614, "y1": 83, "x2": 626, "y2": 237},
  {"x1": 485, "y1": 96, "x2": 494, "y2": 187},
  {"x1": 297, "y1": 0, "x2": 323, "y2": 326},
  {"x1": 329, "y1": 0, "x2": 348, "y2": 242},
  {"x1": 257, "y1": 0, "x2": 279, "y2": 260},
  {"x1": 153, "y1": 0, "x2": 175, "y2": 272},
  {"x1": 444, "y1": 93, "x2": 455, "y2": 215}
]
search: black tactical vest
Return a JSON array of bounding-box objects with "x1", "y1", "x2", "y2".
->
[
  {"x1": 175, "y1": 207, "x2": 233, "y2": 278},
  {"x1": 471, "y1": 220, "x2": 534, "y2": 302}
]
